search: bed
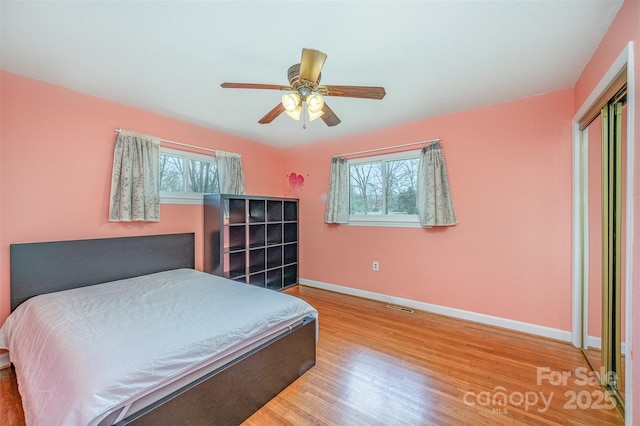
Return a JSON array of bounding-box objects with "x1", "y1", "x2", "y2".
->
[{"x1": 1, "y1": 233, "x2": 317, "y2": 425}]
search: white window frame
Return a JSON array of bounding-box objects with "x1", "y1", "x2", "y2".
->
[
  {"x1": 159, "y1": 147, "x2": 218, "y2": 205},
  {"x1": 347, "y1": 149, "x2": 421, "y2": 228}
]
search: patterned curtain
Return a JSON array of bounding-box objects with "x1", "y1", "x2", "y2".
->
[
  {"x1": 416, "y1": 142, "x2": 457, "y2": 227},
  {"x1": 325, "y1": 157, "x2": 350, "y2": 224},
  {"x1": 109, "y1": 130, "x2": 160, "y2": 222},
  {"x1": 215, "y1": 150, "x2": 245, "y2": 194}
]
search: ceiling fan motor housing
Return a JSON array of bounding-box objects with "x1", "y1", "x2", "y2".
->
[{"x1": 288, "y1": 64, "x2": 319, "y2": 99}]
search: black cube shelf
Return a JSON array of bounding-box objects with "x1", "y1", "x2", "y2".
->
[{"x1": 204, "y1": 194, "x2": 299, "y2": 291}]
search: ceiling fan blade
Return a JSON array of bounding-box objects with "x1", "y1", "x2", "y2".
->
[
  {"x1": 317, "y1": 85, "x2": 386, "y2": 100},
  {"x1": 221, "y1": 82, "x2": 293, "y2": 91},
  {"x1": 258, "y1": 103, "x2": 285, "y2": 124},
  {"x1": 298, "y1": 48, "x2": 327, "y2": 85},
  {"x1": 321, "y1": 102, "x2": 341, "y2": 127}
]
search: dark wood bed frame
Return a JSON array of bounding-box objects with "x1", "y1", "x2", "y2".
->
[{"x1": 9, "y1": 232, "x2": 316, "y2": 425}]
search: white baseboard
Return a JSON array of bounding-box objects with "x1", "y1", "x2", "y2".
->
[
  {"x1": 588, "y1": 335, "x2": 602, "y2": 350},
  {"x1": 0, "y1": 353, "x2": 10, "y2": 369},
  {"x1": 299, "y1": 278, "x2": 572, "y2": 343},
  {"x1": 586, "y1": 335, "x2": 627, "y2": 355}
]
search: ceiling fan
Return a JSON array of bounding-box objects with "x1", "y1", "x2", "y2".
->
[{"x1": 220, "y1": 48, "x2": 386, "y2": 127}]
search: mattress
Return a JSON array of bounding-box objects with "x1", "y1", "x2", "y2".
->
[{"x1": 0, "y1": 268, "x2": 318, "y2": 426}]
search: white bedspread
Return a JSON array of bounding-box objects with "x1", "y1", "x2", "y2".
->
[{"x1": 0, "y1": 269, "x2": 317, "y2": 426}]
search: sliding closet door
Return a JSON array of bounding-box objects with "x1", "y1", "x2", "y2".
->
[
  {"x1": 582, "y1": 89, "x2": 627, "y2": 418},
  {"x1": 601, "y1": 99, "x2": 626, "y2": 403}
]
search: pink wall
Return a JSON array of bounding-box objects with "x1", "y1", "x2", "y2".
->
[
  {"x1": 575, "y1": 0, "x2": 638, "y2": 422},
  {"x1": 574, "y1": 1, "x2": 639, "y2": 110},
  {"x1": 282, "y1": 89, "x2": 574, "y2": 330},
  {"x1": 0, "y1": 71, "x2": 286, "y2": 325}
]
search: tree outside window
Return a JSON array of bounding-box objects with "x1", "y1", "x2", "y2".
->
[
  {"x1": 349, "y1": 155, "x2": 418, "y2": 216},
  {"x1": 159, "y1": 148, "x2": 219, "y2": 203}
]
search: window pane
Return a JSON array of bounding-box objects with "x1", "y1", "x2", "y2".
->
[
  {"x1": 160, "y1": 154, "x2": 185, "y2": 192},
  {"x1": 188, "y1": 159, "x2": 218, "y2": 193},
  {"x1": 385, "y1": 158, "x2": 418, "y2": 215},
  {"x1": 349, "y1": 162, "x2": 383, "y2": 214}
]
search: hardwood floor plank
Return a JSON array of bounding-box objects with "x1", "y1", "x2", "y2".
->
[
  {"x1": 0, "y1": 285, "x2": 624, "y2": 425},
  {"x1": 0, "y1": 366, "x2": 24, "y2": 426}
]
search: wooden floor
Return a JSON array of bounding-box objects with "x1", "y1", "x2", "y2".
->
[
  {"x1": 1, "y1": 286, "x2": 624, "y2": 425},
  {"x1": 245, "y1": 286, "x2": 623, "y2": 425}
]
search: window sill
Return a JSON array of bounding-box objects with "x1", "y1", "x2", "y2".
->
[
  {"x1": 160, "y1": 194, "x2": 205, "y2": 205},
  {"x1": 345, "y1": 218, "x2": 428, "y2": 229},
  {"x1": 346, "y1": 221, "x2": 423, "y2": 228}
]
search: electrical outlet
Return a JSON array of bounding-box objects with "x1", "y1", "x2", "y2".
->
[{"x1": 373, "y1": 261, "x2": 379, "y2": 271}]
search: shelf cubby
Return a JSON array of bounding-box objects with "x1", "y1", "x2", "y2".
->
[
  {"x1": 225, "y1": 225, "x2": 246, "y2": 251},
  {"x1": 266, "y1": 268, "x2": 283, "y2": 290},
  {"x1": 284, "y1": 243, "x2": 297, "y2": 265},
  {"x1": 267, "y1": 246, "x2": 283, "y2": 269},
  {"x1": 283, "y1": 223, "x2": 297, "y2": 243},
  {"x1": 284, "y1": 265, "x2": 297, "y2": 287},
  {"x1": 248, "y1": 199, "x2": 266, "y2": 223},
  {"x1": 284, "y1": 201, "x2": 297, "y2": 221},
  {"x1": 249, "y1": 248, "x2": 266, "y2": 274},
  {"x1": 225, "y1": 251, "x2": 246, "y2": 279},
  {"x1": 266, "y1": 223, "x2": 283, "y2": 245},
  {"x1": 248, "y1": 224, "x2": 266, "y2": 248},
  {"x1": 267, "y1": 201, "x2": 283, "y2": 222},
  {"x1": 225, "y1": 198, "x2": 246, "y2": 224}
]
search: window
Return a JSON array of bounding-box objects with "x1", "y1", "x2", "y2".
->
[
  {"x1": 160, "y1": 147, "x2": 219, "y2": 204},
  {"x1": 348, "y1": 150, "x2": 421, "y2": 227}
]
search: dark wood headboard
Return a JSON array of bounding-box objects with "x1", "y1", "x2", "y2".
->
[{"x1": 10, "y1": 233, "x2": 195, "y2": 311}]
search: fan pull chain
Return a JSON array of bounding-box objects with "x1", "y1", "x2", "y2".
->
[{"x1": 302, "y1": 102, "x2": 307, "y2": 129}]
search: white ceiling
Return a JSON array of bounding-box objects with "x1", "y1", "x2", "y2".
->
[{"x1": 1, "y1": 1, "x2": 623, "y2": 148}]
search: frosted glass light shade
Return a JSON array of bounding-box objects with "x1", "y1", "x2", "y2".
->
[
  {"x1": 281, "y1": 93, "x2": 301, "y2": 111},
  {"x1": 306, "y1": 94, "x2": 324, "y2": 113},
  {"x1": 285, "y1": 105, "x2": 302, "y2": 120},
  {"x1": 307, "y1": 108, "x2": 324, "y2": 121},
  {"x1": 281, "y1": 93, "x2": 302, "y2": 120}
]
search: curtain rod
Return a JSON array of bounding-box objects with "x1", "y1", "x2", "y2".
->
[
  {"x1": 114, "y1": 128, "x2": 216, "y2": 154},
  {"x1": 333, "y1": 137, "x2": 441, "y2": 158}
]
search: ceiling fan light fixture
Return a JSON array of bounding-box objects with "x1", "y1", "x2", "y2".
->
[
  {"x1": 281, "y1": 93, "x2": 301, "y2": 112},
  {"x1": 281, "y1": 93, "x2": 302, "y2": 120},
  {"x1": 285, "y1": 107, "x2": 302, "y2": 121},
  {"x1": 306, "y1": 94, "x2": 324, "y2": 113},
  {"x1": 307, "y1": 108, "x2": 324, "y2": 121},
  {"x1": 286, "y1": 106, "x2": 303, "y2": 121}
]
